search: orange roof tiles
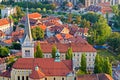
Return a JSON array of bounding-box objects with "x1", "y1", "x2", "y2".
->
[
  {"x1": 3, "y1": 39, "x2": 13, "y2": 44},
  {"x1": 98, "y1": 2, "x2": 112, "y2": 14},
  {"x1": 66, "y1": 2, "x2": 73, "y2": 7},
  {"x1": 0, "y1": 18, "x2": 9, "y2": 26},
  {"x1": 34, "y1": 42, "x2": 96, "y2": 53},
  {"x1": 65, "y1": 34, "x2": 73, "y2": 39},
  {"x1": 55, "y1": 34, "x2": 63, "y2": 40},
  {"x1": 28, "y1": 12, "x2": 42, "y2": 19},
  {"x1": 0, "y1": 30, "x2": 5, "y2": 37},
  {"x1": 12, "y1": 58, "x2": 72, "y2": 76},
  {"x1": 29, "y1": 67, "x2": 45, "y2": 79},
  {"x1": 38, "y1": 23, "x2": 46, "y2": 31}
]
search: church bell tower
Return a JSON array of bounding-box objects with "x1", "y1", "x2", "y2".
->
[{"x1": 21, "y1": 8, "x2": 34, "y2": 58}]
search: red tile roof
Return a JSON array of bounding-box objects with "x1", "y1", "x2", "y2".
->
[
  {"x1": 0, "y1": 70, "x2": 11, "y2": 78},
  {"x1": 3, "y1": 38, "x2": 13, "y2": 44},
  {"x1": 98, "y1": 2, "x2": 112, "y2": 14},
  {"x1": 65, "y1": 34, "x2": 73, "y2": 39},
  {"x1": 56, "y1": 34, "x2": 63, "y2": 40},
  {"x1": 29, "y1": 67, "x2": 45, "y2": 79},
  {"x1": 0, "y1": 30, "x2": 5, "y2": 37},
  {"x1": 76, "y1": 73, "x2": 113, "y2": 80},
  {"x1": 28, "y1": 12, "x2": 42, "y2": 19},
  {"x1": 34, "y1": 42, "x2": 96, "y2": 53},
  {"x1": 0, "y1": 18, "x2": 9, "y2": 26},
  {"x1": 12, "y1": 58, "x2": 73, "y2": 76}
]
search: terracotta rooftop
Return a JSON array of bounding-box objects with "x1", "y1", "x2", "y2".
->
[
  {"x1": 34, "y1": 42, "x2": 96, "y2": 53},
  {"x1": 3, "y1": 38, "x2": 13, "y2": 44},
  {"x1": 12, "y1": 58, "x2": 73, "y2": 76},
  {"x1": 29, "y1": 67, "x2": 45, "y2": 79},
  {"x1": 0, "y1": 70, "x2": 11, "y2": 78},
  {"x1": 28, "y1": 12, "x2": 42, "y2": 19},
  {"x1": 0, "y1": 30, "x2": 5, "y2": 37},
  {"x1": 76, "y1": 73, "x2": 113, "y2": 80},
  {"x1": 0, "y1": 18, "x2": 10, "y2": 26},
  {"x1": 66, "y1": 2, "x2": 73, "y2": 7}
]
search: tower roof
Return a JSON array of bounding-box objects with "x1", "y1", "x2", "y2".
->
[{"x1": 23, "y1": 8, "x2": 33, "y2": 43}]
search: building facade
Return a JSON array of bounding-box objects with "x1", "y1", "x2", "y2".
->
[
  {"x1": 1, "y1": 7, "x2": 16, "y2": 18},
  {"x1": 0, "y1": 18, "x2": 13, "y2": 35}
]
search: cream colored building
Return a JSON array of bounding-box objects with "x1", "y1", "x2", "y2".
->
[{"x1": 0, "y1": 18, "x2": 13, "y2": 34}]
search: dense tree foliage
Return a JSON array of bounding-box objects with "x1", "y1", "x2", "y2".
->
[
  {"x1": 75, "y1": 15, "x2": 81, "y2": 24},
  {"x1": 0, "y1": 46, "x2": 10, "y2": 57},
  {"x1": 66, "y1": 47, "x2": 73, "y2": 60},
  {"x1": 82, "y1": 12, "x2": 100, "y2": 23},
  {"x1": 94, "y1": 54, "x2": 112, "y2": 76},
  {"x1": 87, "y1": 16, "x2": 111, "y2": 45},
  {"x1": 80, "y1": 53, "x2": 87, "y2": 73},
  {"x1": 31, "y1": 26, "x2": 44, "y2": 40},
  {"x1": 111, "y1": 5, "x2": 120, "y2": 28},
  {"x1": 34, "y1": 43, "x2": 43, "y2": 58},
  {"x1": 107, "y1": 32, "x2": 120, "y2": 53},
  {"x1": 80, "y1": 19, "x2": 90, "y2": 28},
  {"x1": 52, "y1": 45, "x2": 57, "y2": 58},
  {"x1": 11, "y1": 42, "x2": 21, "y2": 50},
  {"x1": 12, "y1": 2, "x2": 56, "y2": 10},
  {"x1": 67, "y1": 13, "x2": 73, "y2": 24}
]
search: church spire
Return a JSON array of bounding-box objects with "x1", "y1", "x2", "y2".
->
[{"x1": 24, "y1": 8, "x2": 33, "y2": 41}]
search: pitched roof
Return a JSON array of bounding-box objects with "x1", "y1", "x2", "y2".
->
[
  {"x1": 12, "y1": 58, "x2": 73, "y2": 76},
  {"x1": 0, "y1": 18, "x2": 10, "y2": 26},
  {"x1": 0, "y1": 30, "x2": 5, "y2": 37},
  {"x1": 29, "y1": 67, "x2": 45, "y2": 79},
  {"x1": 0, "y1": 70, "x2": 11, "y2": 78},
  {"x1": 3, "y1": 38, "x2": 13, "y2": 44},
  {"x1": 34, "y1": 42, "x2": 96, "y2": 53},
  {"x1": 76, "y1": 73, "x2": 113, "y2": 80},
  {"x1": 28, "y1": 12, "x2": 42, "y2": 19}
]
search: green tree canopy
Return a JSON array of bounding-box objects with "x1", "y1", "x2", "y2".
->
[
  {"x1": 87, "y1": 16, "x2": 111, "y2": 45},
  {"x1": 82, "y1": 12, "x2": 100, "y2": 23},
  {"x1": 67, "y1": 13, "x2": 73, "y2": 24},
  {"x1": 80, "y1": 19, "x2": 90, "y2": 28},
  {"x1": 104, "y1": 57, "x2": 112, "y2": 76},
  {"x1": 11, "y1": 42, "x2": 21, "y2": 50},
  {"x1": 107, "y1": 32, "x2": 120, "y2": 53},
  {"x1": 94, "y1": 54, "x2": 112, "y2": 76},
  {"x1": 34, "y1": 42, "x2": 43, "y2": 58},
  {"x1": 31, "y1": 26, "x2": 44, "y2": 40},
  {"x1": 111, "y1": 5, "x2": 120, "y2": 28},
  {"x1": 80, "y1": 53, "x2": 87, "y2": 73},
  {"x1": 94, "y1": 54, "x2": 103, "y2": 73},
  {"x1": 75, "y1": 15, "x2": 81, "y2": 24},
  {"x1": 0, "y1": 46, "x2": 10, "y2": 57},
  {"x1": 52, "y1": 45, "x2": 57, "y2": 58},
  {"x1": 66, "y1": 47, "x2": 73, "y2": 60}
]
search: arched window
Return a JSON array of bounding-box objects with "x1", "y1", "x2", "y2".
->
[
  {"x1": 54, "y1": 77, "x2": 55, "y2": 80},
  {"x1": 18, "y1": 76, "x2": 20, "y2": 80},
  {"x1": 22, "y1": 76, "x2": 24, "y2": 80},
  {"x1": 26, "y1": 76, "x2": 28, "y2": 80},
  {"x1": 62, "y1": 77, "x2": 64, "y2": 80},
  {"x1": 45, "y1": 78, "x2": 47, "y2": 80}
]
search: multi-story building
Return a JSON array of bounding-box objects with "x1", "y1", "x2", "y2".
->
[
  {"x1": 1, "y1": 7, "x2": 16, "y2": 18},
  {"x1": 0, "y1": 18, "x2": 13, "y2": 35}
]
